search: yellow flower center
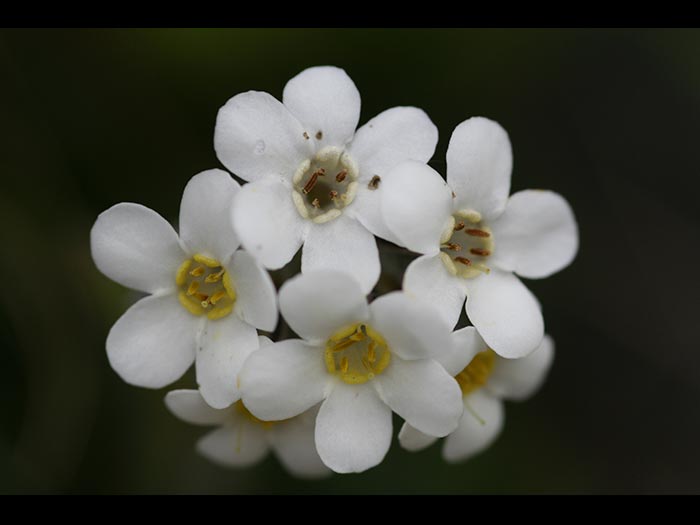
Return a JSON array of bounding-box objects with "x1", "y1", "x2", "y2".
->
[
  {"x1": 234, "y1": 400, "x2": 276, "y2": 430},
  {"x1": 455, "y1": 349, "x2": 496, "y2": 396},
  {"x1": 439, "y1": 210, "x2": 495, "y2": 279},
  {"x1": 175, "y1": 254, "x2": 236, "y2": 320},
  {"x1": 291, "y1": 146, "x2": 360, "y2": 224},
  {"x1": 325, "y1": 323, "x2": 391, "y2": 385}
]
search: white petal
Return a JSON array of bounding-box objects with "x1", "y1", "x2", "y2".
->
[
  {"x1": 240, "y1": 340, "x2": 329, "y2": 421},
  {"x1": 315, "y1": 382, "x2": 392, "y2": 473},
  {"x1": 282, "y1": 66, "x2": 360, "y2": 148},
  {"x1": 348, "y1": 106, "x2": 438, "y2": 243},
  {"x1": 106, "y1": 294, "x2": 197, "y2": 388},
  {"x1": 349, "y1": 106, "x2": 438, "y2": 179},
  {"x1": 164, "y1": 389, "x2": 230, "y2": 426},
  {"x1": 380, "y1": 161, "x2": 453, "y2": 255},
  {"x1": 466, "y1": 270, "x2": 544, "y2": 359},
  {"x1": 231, "y1": 176, "x2": 306, "y2": 270},
  {"x1": 441, "y1": 326, "x2": 488, "y2": 375},
  {"x1": 398, "y1": 422, "x2": 439, "y2": 452},
  {"x1": 196, "y1": 421, "x2": 269, "y2": 468},
  {"x1": 446, "y1": 117, "x2": 512, "y2": 221},
  {"x1": 179, "y1": 169, "x2": 241, "y2": 262},
  {"x1": 196, "y1": 316, "x2": 260, "y2": 409},
  {"x1": 301, "y1": 215, "x2": 380, "y2": 295},
  {"x1": 228, "y1": 250, "x2": 278, "y2": 332},
  {"x1": 490, "y1": 190, "x2": 579, "y2": 279},
  {"x1": 214, "y1": 91, "x2": 313, "y2": 182},
  {"x1": 442, "y1": 390, "x2": 504, "y2": 463},
  {"x1": 91, "y1": 203, "x2": 185, "y2": 294},
  {"x1": 375, "y1": 357, "x2": 462, "y2": 437},
  {"x1": 279, "y1": 271, "x2": 369, "y2": 343},
  {"x1": 348, "y1": 185, "x2": 403, "y2": 245},
  {"x1": 488, "y1": 334, "x2": 555, "y2": 401},
  {"x1": 403, "y1": 254, "x2": 468, "y2": 330},
  {"x1": 369, "y1": 291, "x2": 452, "y2": 361},
  {"x1": 269, "y1": 406, "x2": 331, "y2": 479}
]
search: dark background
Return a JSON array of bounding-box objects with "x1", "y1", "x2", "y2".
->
[{"x1": 0, "y1": 28, "x2": 698, "y2": 494}]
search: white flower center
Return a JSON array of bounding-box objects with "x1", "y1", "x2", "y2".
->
[
  {"x1": 439, "y1": 211, "x2": 494, "y2": 279},
  {"x1": 175, "y1": 254, "x2": 236, "y2": 320},
  {"x1": 325, "y1": 323, "x2": 391, "y2": 385},
  {"x1": 291, "y1": 146, "x2": 359, "y2": 224}
]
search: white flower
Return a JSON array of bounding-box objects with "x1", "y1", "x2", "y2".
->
[
  {"x1": 215, "y1": 66, "x2": 438, "y2": 294},
  {"x1": 90, "y1": 169, "x2": 278, "y2": 408},
  {"x1": 238, "y1": 270, "x2": 462, "y2": 474},
  {"x1": 165, "y1": 385, "x2": 330, "y2": 479},
  {"x1": 399, "y1": 327, "x2": 554, "y2": 462},
  {"x1": 380, "y1": 117, "x2": 578, "y2": 358}
]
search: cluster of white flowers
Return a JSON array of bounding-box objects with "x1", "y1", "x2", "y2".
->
[{"x1": 90, "y1": 66, "x2": 578, "y2": 477}]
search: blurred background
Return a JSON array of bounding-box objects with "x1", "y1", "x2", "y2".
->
[{"x1": 1, "y1": 28, "x2": 699, "y2": 494}]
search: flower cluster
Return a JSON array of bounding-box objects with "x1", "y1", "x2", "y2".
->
[{"x1": 91, "y1": 66, "x2": 577, "y2": 476}]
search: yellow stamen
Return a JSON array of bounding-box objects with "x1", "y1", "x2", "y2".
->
[
  {"x1": 367, "y1": 341, "x2": 376, "y2": 363},
  {"x1": 178, "y1": 292, "x2": 205, "y2": 316},
  {"x1": 223, "y1": 272, "x2": 236, "y2": 301},
  {"x1": 331, "y1": 339, "x2": 357, "y2": 353},
  {"x1": 374, "y1": 349, "x2": 391, "y2": 374},
  {"x1": 349, "y1": 329, "x2": 365, "y2": 342},
  {"x1": 325, "y1": 347, "x2": 337, "y2": 373},
  {"x1": 209, "y1": 290, "x2": 226, "y2": 305},
  {"x1": 193, "y1": 253, "x2": 220, "y2": 268},
  {"x1": 340, "y1": 357, "x2": 349, "y2": 373},
  {"x1": 186, "y1": 280, "x2": 200, "y2": 295},
  {"x1": 175, "y1": 259, "x2": 192, "y2": 286},
  {"x1": 207, "y1": 304, "x2": 233, "y2": 320},
  {"x1": 205, "y1": 268, "x2": 225, "y2": 283},
  {"x1": 330, "y1": 324, "x2": 360, "y2": 342},
  {"x1": 455, "y1": 350, "x2": 497, "y2": 396},
  {"x1": 189, "y1": 265, "x2": 205, "y2": 277}
]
